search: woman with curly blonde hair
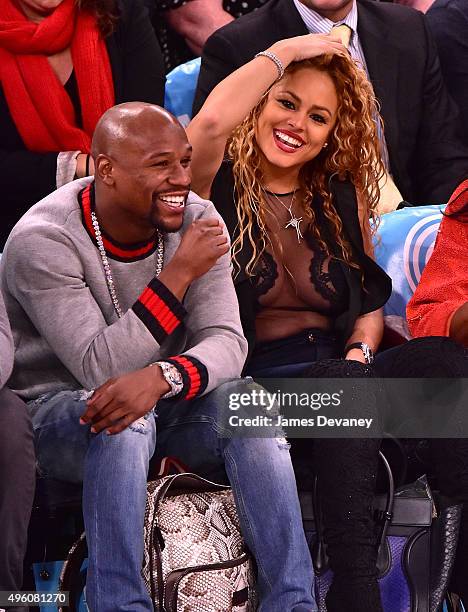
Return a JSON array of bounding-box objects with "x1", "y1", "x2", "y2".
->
[
  {"x1": 187, "y1": 34, "x2": 393, "y2": 611},
  {"x1": 188, "y1": 35, "x2": 390, "y2": 359},
  {"x1": 227, "y1": 53, "x2": 383, "y2": 278}
]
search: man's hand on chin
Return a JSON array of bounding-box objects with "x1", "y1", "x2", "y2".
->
[{"x1": 79, "y1": 366, "x2": 171, "y2": 435}]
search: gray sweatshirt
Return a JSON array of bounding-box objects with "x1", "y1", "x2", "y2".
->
[
  {"x1": 1, "y1": 178, "x2": 247, "y2": 400},
  {"x1": 0, "y1": 290, "x2": 13, "y2": 389}
]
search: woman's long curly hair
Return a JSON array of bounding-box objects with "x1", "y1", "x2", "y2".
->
[
  {"x1": 77, "y1": 0, "x2": 120, "y2": 37},
  {"x1": 227, "y1": 53, "x2": 386, "y2": 276}
]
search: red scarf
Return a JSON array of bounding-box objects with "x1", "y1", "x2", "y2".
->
[{"x1": 0, "y1": 0, "x2": 115, "y2": 153}]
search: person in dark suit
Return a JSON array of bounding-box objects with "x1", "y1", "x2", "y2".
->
[
  {"x1": 0, "y1": 0, "x2": 165, "y2": 248},
  {"x1": 193, "y1": 0, "x2": 468, "y2": 206},
  {"x1": 426, "y1": 0, "x2": 468, "y2": 141}
]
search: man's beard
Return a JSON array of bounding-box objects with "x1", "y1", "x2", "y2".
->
[{"x1": 150, "y1": 212, "x2": 184, "y2": 234}]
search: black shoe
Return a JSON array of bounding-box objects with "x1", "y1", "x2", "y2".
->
[{"x1": 325, "y1": 579, "x2": 383, "y2": 612}]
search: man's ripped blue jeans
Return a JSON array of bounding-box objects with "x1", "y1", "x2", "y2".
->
[{"x1": 29, "y1": 378, "x2": 316, "y2": 612}]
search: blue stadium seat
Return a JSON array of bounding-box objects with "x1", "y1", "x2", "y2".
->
[
  {"x1": 373, "y1": 204, "x2": 445, "y2": 338},
  {"x1": 164, "y1": 57, "x2": 201, "y2": 126}
]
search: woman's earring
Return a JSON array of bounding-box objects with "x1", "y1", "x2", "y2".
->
[{"x1": 323, "y1": 142, "x2": 328, "y2": 148}]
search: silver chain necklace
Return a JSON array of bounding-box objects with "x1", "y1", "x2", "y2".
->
[
  {"x1": 91, "y1": 211, "x2": 164, "y2": 318},
  {"x1": 265, "y1": 188, "x2": 304, "y2": 243}
]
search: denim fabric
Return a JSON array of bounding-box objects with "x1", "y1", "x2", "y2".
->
[
  {"x1": 29, "y1": 379, "x2": 316, "y2": 612},
  {"x1": 246, "y1": 329, "x2": 340, "y2": 378}
]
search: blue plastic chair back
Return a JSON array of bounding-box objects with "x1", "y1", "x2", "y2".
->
[
  {"x1": 373, "y1": 205, "x2": 445, "y2": 318},
  {"x1": 33, "y1": 559, "x2": 88, "y2": 612},
  {"x1": 164, "y1": 57, "x2": 201, "y2": 127}
]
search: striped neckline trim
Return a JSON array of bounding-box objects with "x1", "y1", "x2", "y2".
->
[{"x1": 79, "y1": 183, "x2": 158, "y2": 262}]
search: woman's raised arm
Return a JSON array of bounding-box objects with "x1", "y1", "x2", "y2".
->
[{"x1": 187, "y1": 33, "x2": 346, "y2": 198}]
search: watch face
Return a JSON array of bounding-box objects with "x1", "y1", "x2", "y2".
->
[{"x1": 167, "y1": 365, "x2": 183, "y2": 385}]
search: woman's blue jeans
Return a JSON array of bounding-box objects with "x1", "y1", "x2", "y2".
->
[{"x1": 29, "y1": 378, "x2": 316, "y2": 612}]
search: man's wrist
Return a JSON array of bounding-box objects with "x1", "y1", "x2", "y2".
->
[
  {"x1": 147, "y1": 362, "x2": 171, "y2": 397},
  {"x1": 151, "y1": 361, "x2": 184, "y2": 398},
  {"x1": 157, "y1": 258, "x2": 194, "y2": 300}
]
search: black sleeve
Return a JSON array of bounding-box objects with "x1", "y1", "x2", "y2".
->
[
  {"x1": 0, "y1": 148, "x2": 57, "y2": 202},
  {"x1": 410, "y1": 15, "x2": 468, "y2": 203},
  {"x1": 117, "y1": 0, "x2": 166, "y2": 106},
  {"x1": 0, "y1": 149, "x2": 57, "y2": 247},
  {"x1": 192, "y1": 29, "x2": 240, "y2": 116},
  {"x1": 426, "y1": 6, "x2": 468, "y2": 139},
  {"x1": 0, "y1": 89, "x2": 58, "y2": 217}
]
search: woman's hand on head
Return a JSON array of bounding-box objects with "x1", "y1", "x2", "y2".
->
[{"x1": 271, "y1": 33, "x2": 347, "y2": 65}]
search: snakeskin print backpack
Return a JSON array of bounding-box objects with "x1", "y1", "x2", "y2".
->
[{"x1": 141, "y1": 473, "x2": 257, "y2": 612}]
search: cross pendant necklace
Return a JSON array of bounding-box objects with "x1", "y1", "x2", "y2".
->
[
  {"x1": 284, "y1": 206, "x2": 304, "y2": 243},
  {"x1": 265, "y1": 187, "x2": 304, "y2": 243}
]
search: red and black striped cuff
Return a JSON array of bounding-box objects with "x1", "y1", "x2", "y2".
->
[
  {"x1": 132, "y1": 278, "x2": 187, "y2": 344},
  {"x1": 165, "y1": 355, "x2": 208, "y2": 400}
]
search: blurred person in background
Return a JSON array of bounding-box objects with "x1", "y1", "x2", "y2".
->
[
  {"x1": 150, "y1": 0, "x2": 269, "y2": 72},
  {"x1": 392, "y1": 0, "x2": 468, "y2": 140},
  {"x1": 426, "y1": 0, "x2": 468, "y2": 140},
  {"x1": 0, "y1": 0, "x2": 165, "y2": 247}
]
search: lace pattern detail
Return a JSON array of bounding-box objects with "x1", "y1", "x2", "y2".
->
[
  {"x1": 307, "y1": 233, "x2": 348, "y2": 313},
  {"x1": 310, "y1": 251, "x2": 339, "y2": 303},
  {"x1": 249, "y1": 235, "x2": 348, "y2": 314},
  {"x1": 250, "y1": 251, "x2": 278, "y2": 299}
]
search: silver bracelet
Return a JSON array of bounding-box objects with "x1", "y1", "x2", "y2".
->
[{"x1": 255, "y1": 50, "x2": 285, "y2": 81}]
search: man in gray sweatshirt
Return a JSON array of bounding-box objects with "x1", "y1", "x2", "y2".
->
[
  {"x1": 1, "y1": 103, "x2": 315, "y2": 612},
  {"x1": 0, "y1": 292, "x2": 35, "y2": 612}
]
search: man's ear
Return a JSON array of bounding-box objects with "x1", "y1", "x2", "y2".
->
[{"x1": 95, "y1": 154, "x2": 114, "y2": 185}]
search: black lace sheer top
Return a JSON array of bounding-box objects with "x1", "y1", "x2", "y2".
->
[
  {"x1": 209, "y1": 160, "x2": 392, "y2": 355},
  {"x1": 251, "y1": 233, "x2": 349, "y2": 316},
  {"x1": 244, "y1": 189, "x2": 348, "y2": 317}
]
